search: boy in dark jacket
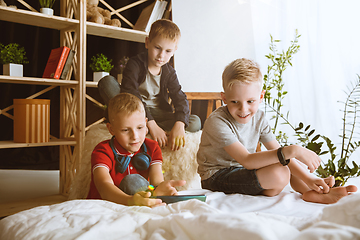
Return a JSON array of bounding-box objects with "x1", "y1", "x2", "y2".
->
[{"x1": 99, "y1": 19, "x2": 201, "y2": 151}]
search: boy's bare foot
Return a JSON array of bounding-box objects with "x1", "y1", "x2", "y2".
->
[{"x1": 302, "y1": 185, "x2": 358, "y2": 204}]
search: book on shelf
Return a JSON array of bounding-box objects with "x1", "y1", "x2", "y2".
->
[
  {"x1": 134, "y1": 0, "x2": 168, "y2": 32},
  {"x1": 60, "y1": 49, "x2": 75, "y2": 80},
  {"x1": 42, "y1": 46, "x2": 70, "y2": 79}
]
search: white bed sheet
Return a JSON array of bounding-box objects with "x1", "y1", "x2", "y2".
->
[{"x1": 1, "y1": 188, "x2": 360, "y2": 240}]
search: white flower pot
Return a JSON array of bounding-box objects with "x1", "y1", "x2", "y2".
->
[
  {"x1": 40, "y1": 8, "x2": 54, "y2": 16},
  {"x1": 93, "y1": 72, "x2": 109, "y2": 82},
  {"x1": 3, "y1": 63, "x2": 23, "y2": 77}
]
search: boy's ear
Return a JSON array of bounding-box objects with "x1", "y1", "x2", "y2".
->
[
  {"x1": 145, "y1": 117, "x2": 149, "y2": 135},
  {"x1": 145, "y1": 37, "x2": 149, "y2": 49},
  {"x1": 106, "y1": 122, "x2": 115, "y2": 135},
  {"x1": 220, "y1": 92, "x2": 227, "y2": 104},
  {"x1": 174, "y1": 40, "x2": 179, "y2": 51},
  {"x1": 260, "y1": 90, "x2": 266, "y2": 102}
]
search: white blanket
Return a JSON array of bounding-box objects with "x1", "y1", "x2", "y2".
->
[{"x1": 1, "y1": 189, "x2": 360, "y2": 240}]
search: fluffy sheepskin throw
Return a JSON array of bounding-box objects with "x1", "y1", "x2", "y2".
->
[{"x1": 68, "y1": 123, "x2": 202, "y2": 200}]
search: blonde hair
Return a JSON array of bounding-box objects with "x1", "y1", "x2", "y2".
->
[
  {"x1": 222, "y1": 58, "x2": 263, "y2": 91},
  {"x1": 148, "y1": 19, "x2": 181, "y2": 42},
  {"x1": 107, "y1": 93, "x2": 144, "y2": 124}
]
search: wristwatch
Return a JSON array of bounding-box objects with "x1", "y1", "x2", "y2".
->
[{"x1": 277, "y1": 147, "x2": 290, "y2": 166}]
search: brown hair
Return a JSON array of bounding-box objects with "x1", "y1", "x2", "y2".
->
[
  {"x1": 222, "y1": 58, "x2": 263, "y2": 91},
  {"x1": 107, "y1": 93, "x2": 144, "y2": 124},
  {"x1": 148, "y1": 19, "x2": 181, "y2": 42}
]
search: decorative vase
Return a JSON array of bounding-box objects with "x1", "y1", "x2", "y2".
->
[
  {"x1": 13, "y1": 99, "x2": 50, "y2": 143},
  {"x1": 40, "y1": 8, "x2": 54, "y2": 16},
  {"x1": 3, "y1": 63, "x2": 23, "y2": 77},
  {"x1": 117, "y1": 73, "x2": 123, "y2": 84},
  {"x1": 93, "y1": 72, "x2": 109, "y2": 82}
]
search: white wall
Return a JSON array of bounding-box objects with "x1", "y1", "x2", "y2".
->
[
  {"x1": 172, "y1": 0, "x2": 360, "y2": 162},
  {"x1": 172, "y1": 0, "x2": 256, "y2": 92}
]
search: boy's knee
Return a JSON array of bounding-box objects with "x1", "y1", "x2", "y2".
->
[
  {"x1": 98, "y1": 75, "x2": 121, "y2": 105},
  {"x1": 98, "y1": 75, "x2": 118, "y2": 91},
  {"x1": 118, "y1": 174, "x2": 149, "y2": 195},
  {"x1": 265, "y1": 164, "x2": 290, "y2": 191},
  {"x1": 186, "y1": 114, "x2": 201, "y2": 132}
]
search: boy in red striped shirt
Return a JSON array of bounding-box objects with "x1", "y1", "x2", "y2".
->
[{"x1": 87, "y1": 92, "x2": 185, "y2": 207}]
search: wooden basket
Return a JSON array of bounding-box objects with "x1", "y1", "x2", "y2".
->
[{"x1": 13, "y1": 99, "x2": 50, "y2": 143}]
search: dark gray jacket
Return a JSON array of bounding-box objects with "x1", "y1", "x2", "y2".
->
[{"x1": 120, "y1": 52, "x2": 190, "y2": 127}]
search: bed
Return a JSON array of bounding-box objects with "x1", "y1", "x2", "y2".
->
[
  {"x1": 1, "y1": 119, "x2": 360, "y2": 240},
  {"x1": 1, "y1": 186, "x2": 360, "y2": 239}
]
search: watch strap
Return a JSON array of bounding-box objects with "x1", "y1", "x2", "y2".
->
[{"x1": 277, "y1": 147, "x2": 290, "y2": 166}]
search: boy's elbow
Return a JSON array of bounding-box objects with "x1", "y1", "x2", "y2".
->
[
  {"x1": 234, "y1": 155, "x2": 254, "y2": 170},
  {"x1": 240, "y1": 162, "x2": 256, "y2": 170}
]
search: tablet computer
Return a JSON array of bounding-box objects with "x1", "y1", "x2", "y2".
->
[{"x1": 151, "y1": 195, "x2": 206, "y2": 204}]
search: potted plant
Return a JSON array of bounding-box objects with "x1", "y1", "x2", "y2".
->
[
  {"x1": 0, "y1": 43, "x2": 29, "y2": 77},
  {"x1": 263, "y1": 31, "x2": 360, "y2": 187},
  {"x1": 39, "y1": 0, "x2": 56, "y2": 15},
  {"x1": 315, "y1": 78, "x2": 360, "y2": 186},
  {"x1": 90, "y1": 53, "x2": 114, "y2": 82}
]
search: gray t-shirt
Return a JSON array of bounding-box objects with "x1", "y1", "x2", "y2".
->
[
  {"x1": 197, "y1": 105, "x2": 275, "y2": 180},
  {"x1": 139, "y1": 70, "x2": 161, "y2": 107}
]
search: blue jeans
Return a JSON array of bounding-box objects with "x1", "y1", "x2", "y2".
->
[
  {"x1": 148, "y1": 107, "x2": 201, "y2": 132},
  {"x1": 98, "y1": 75, "x2": 121, "y2": 106},
  {"x1": 98, "y1": 75, "x2": 201, "y2": 132},
  {"x1": 201, "y1": 166, "x2": 264, "y2": 195}
]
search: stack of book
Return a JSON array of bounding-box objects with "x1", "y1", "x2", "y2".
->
[
  {"x1": 134, "y1": 0, "x2": 169, "y2": 32},
  {"x1": 43, "y1": 46, "x2": 75, "y2": 80}
]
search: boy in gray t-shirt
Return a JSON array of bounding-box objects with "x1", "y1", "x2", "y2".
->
[{"x1": 197, "y1": 58, "x2": 357, "y2": 204}]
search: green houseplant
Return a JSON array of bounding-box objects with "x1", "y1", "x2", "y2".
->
[
  {"x1": 263, "y1": 31, "x2": 360, "y2": 187},
  {"x1": 39, "y1": 0, "x2": 56, "y2": 15},
  {"x1": 0, "y1": 43, "x2": 29, "y2": 77},
  {"x1": 39, "y1": 0, "x2": 56, "y2": 8},
  {"x1": 315, "y1": 78, "x2": 360, "y2": 186},
  {"x1": 0, "y1": 43, "x2": 29, "y2": 65},
  {"x1": 90, "y1": 53, "x2": 114, "y2": 82}
]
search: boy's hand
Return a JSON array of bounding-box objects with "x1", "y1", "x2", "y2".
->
[
  {"x1": 304, "y1": 175, "x2": 335, "y2": 194},
  {"x1": 324, "y1": 175, "x2": 335, "y2": 188},
  {"x1": 154, "y1": 180, "x2": 186, "y2": 196},
  {"x1": 147, "y1": 120, "x2": 168, "y2": 148},
  {"x1": 131, "y1": 191, "x2": 165, "y2": 207},
  {"x1": 287, "y1": 146, "x2": 321, "y2": 173},
  {"x1": 169, "y1": 121, "x2": 185, "y2": 151}
]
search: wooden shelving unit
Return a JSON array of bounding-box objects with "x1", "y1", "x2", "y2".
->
[
  {"x1": 87, "y1": 21, "x2": 147, "y2": 42},
  {"x1": 0, "y1": 1, "x2": 148, "y2": 217},
  {"x1": 0, "y1": 75, "x2": 78, "y2": 86},
  {"x1": 0, "y1": 6, "x2": 78, "y2": 30},
  {"x1": 0, "y1": 139, "x2": 77, "y2": 149}
]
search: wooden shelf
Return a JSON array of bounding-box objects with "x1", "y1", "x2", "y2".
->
[
  {"x1": 87, "y1": 22, "x2": 147, "y2": 42},
  {"x1": 0, "y1": 6, "x2": 147, "y2": 43},
  {"x1": 0, "y1": 139, "x2": 77, "y2": 149},
  {"x1": 86, "y1": 81, "x2": 99, "y2": 88},
  {"x1": 0, "y1": 1, "x2": 147, "y2": 215},
  {"x1": 0, "y1": 6, "x2": 78, "y2": 31},
  {"x1": 0, "y1": 75, "x2": 78, "y2": 86},
  {"x1": 0, "y1": 194, "x2": 68, "y2": 218}
]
